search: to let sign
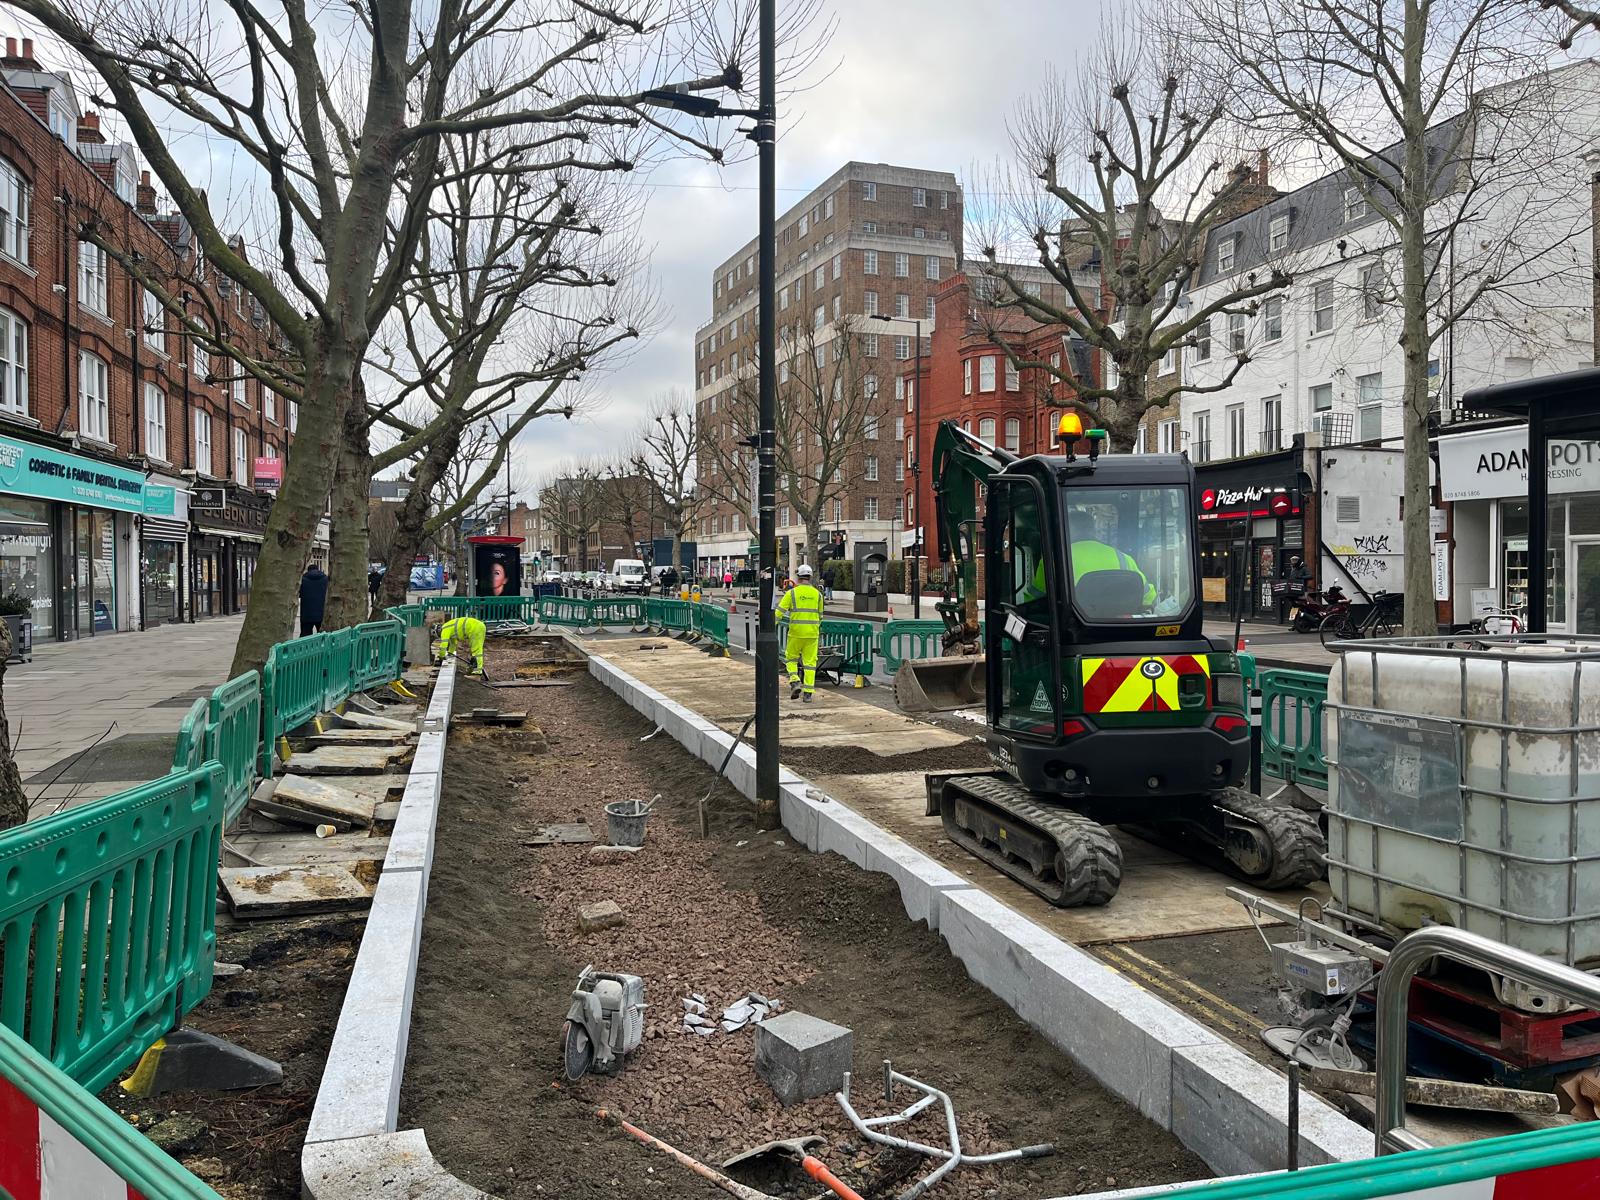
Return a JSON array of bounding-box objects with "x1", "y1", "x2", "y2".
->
[{"x1": 253, "y1": 457, "x2": 282, "y2": 492}]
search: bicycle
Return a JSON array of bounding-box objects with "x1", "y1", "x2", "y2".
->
[{"x1": 1319, "y1": 590, "x2": 1403, "y2": 650}]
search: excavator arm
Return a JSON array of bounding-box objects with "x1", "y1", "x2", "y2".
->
[{"x1": 931, "y1": 421, "x2": 1017, "y2": 653}]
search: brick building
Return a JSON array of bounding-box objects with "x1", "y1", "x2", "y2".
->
[
  {"x1": 693, "y1": 162, "x2": 962, "y2": 576},
  {"x1": 0, "y1": 40, "x2": 295, "y2": 642}
]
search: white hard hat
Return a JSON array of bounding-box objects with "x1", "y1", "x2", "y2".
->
[{"x1": 797, "y1": 564, "x2": 814, "y2": 577}]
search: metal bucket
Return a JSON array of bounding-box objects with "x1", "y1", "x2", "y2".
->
[
  {"x1": 605, "y1": 799, "x2": 652, "y2": 847},
  {"x1": 893, "y1": 655, "x2": 986, "y2": 713}
]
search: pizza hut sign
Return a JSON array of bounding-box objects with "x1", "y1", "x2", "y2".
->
[
  {"x1": 1198, "y1": 482, "x2": 1294, "y2": 520},
  {"x1": 1203, "y1": 484, "x2": 1270, "y2": 510}
]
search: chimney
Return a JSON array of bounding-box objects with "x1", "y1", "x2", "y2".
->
[
  {"x1": 4, "y1": 39, "x2": 15, "y2": 59},
  {"x1": 135, "y1": 169, "x2": 156, "y2": 215},
  {"x1": 1257, "y1": 149, "x2": 1269, "y2": 187},
  {"x1": 21, "y1": 39, "x2": 32, "y2": 61},
  {"x1": 2, "y1": 38, "x2": 37, "y2": 67},
  {"x1": 77, "y1": 112, "x2": 104, "y2": 145}
]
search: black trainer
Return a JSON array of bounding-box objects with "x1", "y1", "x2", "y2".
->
[{"x1": 790, "y1": 681, "x2": 802, "y2": 700}]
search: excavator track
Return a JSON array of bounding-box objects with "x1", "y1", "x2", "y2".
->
[
  {"x1": 934, "y1": 773, "x2": 1123, "y2": 908},
  {"x1": 1210, "y1": 787, "x2": 1327, "y2": 889}
]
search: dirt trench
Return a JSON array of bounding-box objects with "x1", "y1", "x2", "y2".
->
[{"x1": 399, "y1": 644, "x2": 1209, "y2": 1199}]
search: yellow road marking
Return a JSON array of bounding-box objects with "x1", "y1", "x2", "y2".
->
[{"x1": 1097, "y1": 944, "x2": 1267, "y2": 1041}]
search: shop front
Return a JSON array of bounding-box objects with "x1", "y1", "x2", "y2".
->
[
  {"x1": 189, "y1": 484, "x2": 270, "y2": 616},
  {"x1": 1437, "y1": 423, "x2": 1600, "y2": 630},
  {"x1": 0, "y1": 432, "x2": 151, "y2": 641},
  {"x1": 139, "y1": 478, "x2": 190, "y2": 627},
  {"x1": 1193, "y1": 450, "x2": 1309, "y2": 623}
]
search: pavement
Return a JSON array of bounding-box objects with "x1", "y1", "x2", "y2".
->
[{"x1": 8, "y1": 616, "x2": 244, "y2": 816}]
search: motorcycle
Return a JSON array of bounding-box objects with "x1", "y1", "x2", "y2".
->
[{"x1": 1288, "y1": 583, "x2": 1350, "y2": 634}]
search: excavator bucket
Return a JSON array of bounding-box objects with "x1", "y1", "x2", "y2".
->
[{"x1": 894, "y1": 655, "x2": 986, "y2": 713}]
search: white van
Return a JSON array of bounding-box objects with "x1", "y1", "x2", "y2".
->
[{"x1": 611, "y1": 559, "x2": 649, "y2": 594}]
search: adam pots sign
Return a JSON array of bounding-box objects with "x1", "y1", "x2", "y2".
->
[{"x1": 1438, "y1": 426, "x2": 1600, "y2": 501}]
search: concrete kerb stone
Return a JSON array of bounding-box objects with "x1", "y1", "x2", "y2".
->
[
  {"x1": 411, "y1": 730, "x2": 445, "y2": 777},
  {"x1": 568, "y1": 644, "x2": 1371, "y2": 1178},
  {"x1": 383, "y1": 770, "x2": 441, "y2": 877},
  {"x1": 302, "y1": 1129, "x2": 495, "y2": 1199}
]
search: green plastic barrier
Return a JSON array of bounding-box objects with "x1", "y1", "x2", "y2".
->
[
  {"x1": 1132, "y1": 1118, "x2": 1600, "y2": 1199},
  {"x1": 538, "y1": 595, "x2": 595, "y2": 628},
  {"x1": 655, "y1": 598, "x2": 694, "y2": 632},
  {"x1": 385, "y1": 604, "x2": 428, "y2": 628},
  {"x1": 351, "y1": 619, "x2": 404, "y2": 691},
  {"x1": 1261, "y1": 667, "x2": 1328, "y2": 790},
  {"x1": 819, "y1": 619, "x2": 875, "y2": 676},
  {"x1": 878, "y1": 619, "x2": 945, "y2": 673},
  {"x1": 0, "y1": 764, "x2": 222, "y2": 1092},
  {"x1": 207, "y1": 670, "x2": 262, "y2": 827},
  {"x1": 0, "y1": 1019, "x2": 225, "y2": 1198},
  {"x1": 172, "y1": 697, "x2": 208, "y2": 774},
  {"x1": 593, "y1": 598, "x2": 647, "y2": 628},
  {"x1": 696, "y1": 602, "x2": 730, "y2": 646},
  {"x1": 324, "y1": 627, "x2": 355, "y2": 712},
  {"x1": 422, "y1": 596, "x2": 538, "y2": 624},
  {"x1": 260, "y1": 633, "x2": 329, "y2": 775}
]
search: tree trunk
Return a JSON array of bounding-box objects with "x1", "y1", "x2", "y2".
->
[
  {"x1": 376, "y1": 424, "x2": 464, "y2": 609},
  {"x1": 325, "y1": 387, "x2": 373, "y2": 630},
  {"x1": 804, "y1": 515, "x2": 822, "y2": 576},
  {"x1": 0, "y1": 620, "x2": 25, "y2": 831},
  {"x1": 1399, "y1": 0, "x2": 1435, "y2": 637},
  {"x1": 229, "y1": 346, "x2": 354, "y2": 677}
]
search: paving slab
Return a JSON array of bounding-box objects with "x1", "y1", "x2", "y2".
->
[
  {"x1": 307, "y1": 729, "x2": 414, "y2": 746},
  {"x1": 218, "y1": 865, "x2": 374, "y2": 918},
  {"x1": 335, "y1": 711, "x2": 418, "y2": 733},
  {"x1": 272, "y1": 775, "x2": 379, "y2": 827},
  {"x1": 230, "y1": 833, "x2": 390, "y2": 868},
  {"x1": 282, "y1": 745, "x2": 408, "y2": 775}
]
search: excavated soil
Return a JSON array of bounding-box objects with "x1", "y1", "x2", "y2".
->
[
  {"x1": 400, "y1": 642, "x2": 1209, "y2": 1198},
  {"x1": 776, "y1": 738, "x2": 991, "y2": 777}
]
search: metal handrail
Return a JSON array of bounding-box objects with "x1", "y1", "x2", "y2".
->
[{"x1": 1377, "y1": 926, "x2": 1600, "y2": 1156}]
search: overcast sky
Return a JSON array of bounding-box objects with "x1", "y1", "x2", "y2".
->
[{"x1": 512, "y1": 0, "x2": 1111, "y2": 493}]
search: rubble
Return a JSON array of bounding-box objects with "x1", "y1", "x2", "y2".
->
[{"x1": 577, "y1": 901, "x2": 625, "y2": 932}]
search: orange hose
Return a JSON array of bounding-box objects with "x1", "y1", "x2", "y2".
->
[{"x1": 800, "y1": 1153, "x2": 867, "y2": 1200}]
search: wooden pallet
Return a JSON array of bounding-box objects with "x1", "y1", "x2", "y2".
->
[{"x1": 1371, "y1": 971, "x2": 1600, "y2": 1070}]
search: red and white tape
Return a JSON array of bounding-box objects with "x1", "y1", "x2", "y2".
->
[
  {"x1": 0, "y1": 1075, "x2": 146, "y2": 1200},
  {"x1": 1390, "y1": 1158, "x2": 1600, "y2": 1199}
]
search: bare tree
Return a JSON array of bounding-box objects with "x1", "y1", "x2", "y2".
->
[
  {"x1": 1203, "y1": 0, "x2": 1590, "y2": 633},
  {"x1": 596, "y1": 464, "x2": 660, "y2": 565},
  {"x1": 632, "y1": 394, "x2": 705, "y2": 576},
  {"x1": 539, "y1": 465, "x2": 609, "y2": 575},
  {"x1": 10, "y1": 0, "x2": 825, "y2": 672},
  {"x1": 969, "y1": 3, "x2": 1292, "y2": 449},
  {"x1": 701, "y1": 317, "x2": 878, "y2": 572}
]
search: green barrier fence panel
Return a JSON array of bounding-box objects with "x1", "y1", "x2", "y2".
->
[
  {"x1": 0, "y1": 1020, "x2": 225, "y2": 1199},
  {"x1": 0, "y1": 765, "x2": 222, "y2": 1093},
  {"x1": 696, "y1": 602, "x2": 730, "y2": 646},
  {"x1": 1121, "y1": 1118, "x2": 1600, "y2": 1200},
  {"x1": 820, "y1": 619, "x2": 875, "y2": 676},
  {"x1": 1261, "y1": 668, "x2": 1329, "y2": 791},
  {"x1": 878, "y1": 620, "x2": 946, "y2": 673},
  {"x1": 645, "y1": 597, "x2": 664, "y2": 625},
  {"x1": 171, "y1": 697, "x2": 208, "y2": 774},
  {"x1": 207, "y1": 671, "x2": 262, "y2": 827},
  {"x1": 352, "y1": 619, "x2": 405, "y2": 691},
  {"x1": 656, "y1": 599, "x2": 694, "y2": 632},
  {"x1": 593, "y1": 598, "x2": 647, "y2": 628},
  {"x1": 538, "y1": 596, "x2": 595, "y2": 628},
  {"x1": 323, "y1": 627, "x2": 355, "y2": 712},
  {"x1": 386, "y1": 604, "x2": 427, "y2": 628},
  {"x1": 260, "y1": 634, "x2": 329, "y2": 775}
]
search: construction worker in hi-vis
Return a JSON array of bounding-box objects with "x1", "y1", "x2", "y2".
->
[
  {"x1": 436, "y1": 616, "x2": 487, "y2": 674},
  {"x1": 777, "y1": 563, "x2": 824, "y2": 702}
]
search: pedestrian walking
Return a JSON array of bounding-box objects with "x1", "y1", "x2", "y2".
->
[
  {"x1": 777, "y1": 563, "x2": 824, "y2": 702},
  {"x1": 724, "y1": 570, "x2": 733, "y2": 591},
  {"x1": 299, "y1": 563, "x2": 329, "y2": 637},
  {"x1": 368, "y1": 567, "x2": 383, "y2": 604}
]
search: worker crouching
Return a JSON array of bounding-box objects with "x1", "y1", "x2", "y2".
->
[
  {"x1": 436, "y1": 615, "x2": 487, "y2": 674},
  {"x1": 778, "y1": 564, "x2": 824, "y2": 702}
]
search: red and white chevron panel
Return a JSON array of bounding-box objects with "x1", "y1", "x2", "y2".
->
[
  {"x1": 1365, "y1": 1155, "x2": 1600, "y2": 1199},
  {"x1": 0, "y1": 1075, "x2": 147, "y2": 1200}
]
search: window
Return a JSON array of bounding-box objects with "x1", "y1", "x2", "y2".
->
[
  {"x1": 1261, "y1": 394, "x2": 1282, "y2": 452},
  {"x1": 0, "y1": 308, "x2": 26, "y2": 416},
  {"x1": 978, "y1": 355, "x2": 996, "y2": 392},
  {"x1": 864, "y1": 379, "x2": 879, "y2": 410},
  {"x1": 940, "y1": 191, "x2": 949, "y2": 209},
  {"x1": 813, "y1": 305, "x2": 825, "y2": 331},
  {"x1": 263, "y1": 388, "x2": 276, "y2": 424},
  {"x1": 1357, "y1": 372, "x2": 1383, "y2": 441},
  {"x1": 1361, "y1": 264, "x2": 1383, "y2": 320},
  {"x1": 1359, "y1": 404, "x2": 1383, "y2": 441},
  {"x1": 1226, "y1": 403, "x2": 1246, "y2": 458},
  {"x1": 0, "y1": 158, "x2": 29, "y2": 264},
  {"x1": 1062, "y1": 486, "x2": 1194, "y2": 622},
  {"x1": 896, "y1": 375, "x2": 906, "y2": 403},
  {"x1": 779, "y1": 285, "x2": 789, "y2": 309},
  {"x1": 781, "y1": 506, "x2": 790, "y2": 528},
  {"x1": 894, "y1": 253, "x2": 909, "y2": 278},
  {"x1": 862, "y1": 181, "x2": 877, "y2": 201},
  {"x1": 141, "y1": 286, "x2": 164, "y2": 353},
  {"x1": 1343, "y1": 186, "x2": 1367, "y2": 223},
  {"x1": 1160, "y1": 347, "x2": 1178, "y2": 375},
  {"x1": 1194, "y1": 319, "x2": 1212, "y2": 362},
  {"x1": 912, "y1": 187, "x2": 927, "y2": 207},
  {"x1": 194, "y1": 409, "x2": 212, "y2": 473},
  {"x1": 813, "y1": 265, "x2": 825, "y2": 289},
  {"x1": 832, "y1": 295, "x2": 841, "y2": 319},
  {"x1": 865, "y1": 455, "x2": 879, "y2": 481},
  {"x1": 779, "y1": 361, "x2": 789, "y2": 384},
  {"x1": 1192, "y1": 411, "x2": 1212, "y2": 463},
  {"x1": 863, "y1": 333, "x2": 879, "y2": 358},
  {"x1": 1312, "y1": 280, "x2": 1335, "y2": 333},
  {"x1": 1158, "y1": 418, "x2": 1178, "y2": 454},
  {"x1": 925, "y1": 297, "x2": 936, "y2": 320},
  {"x1": 78, "y1": 351, "x2": 108, "y2": 441},
  {"x1": 913, "y1": 227, "x2": 925, "y2": 239},
  {"x1": 832, "y1": 499, "x2": 843, "y2": 522},
  {"x1": 863, "y1": 220, "x2": 877, "y2": 234},
  {"x1": 1134, "y1": 427, "x2": 1148, "y2": 453},
  {"x1": 143, "y1": 382, "x2": 167, "y2": 460},
  {"x1": 1310, "y1": 382, "x2": 1333, "y2": 412},
  {"x1": 894, "y1": 336, "x2": 910, "y2": 361},
  {"x1": 1228, "y1": 312, "x2": 1246, "y2": 353},
  {"x1": 895, "y1": 293, "x2": 910, "y2": 318},
  {"x1": 1005, "y1": 359, "x2": 1020, "y2": 391},
  {"x1": 78, "y1": 240, "x2": 107, "y2": 315},
  {"x1": 1217, "y1": 235, "x2": 1236, "y2": 273},
  {"x1": 233, "y1": 374, "x2": 248, "y2": 408},
  {"x1": 824, "y1": 195, "x2": 834, "y2": 220},
  {"x1": 1004, "y1": 417, "x2": 1020, "y2": 452},
  {"x1": 925, "y1": 255, "x2": 940, "y2": 281},
  {"x1": 905, "y1": 378, "x2": 915, "y2": 408},
  {"x1": 865, "y1": 497, "x2": 878, "y2": 521},
  {"x1": 1269, "y1": 214, "x2": 1289, "y2": 253},
  {"x1": 863, "y1": 250, "x2": 878, "y2": 275},
  {"x1": 831, "y1": 254, "x2": 842, "y2": 281},
  {"x1": 863, "y1": 289, "x2": 879, "y2": 316},
  {"x1": 234, "y1": 428, "x2": 249, "y2": 483},
  {"x1": 979, "y1": 417, "x2": 995, "y2": 442},
  {"x1": 193, "y1": 336, "x2": 210, "y2": 380},
  {"x1": 288, "y1": 401, "x2": 297, "y2": 432},
  {"x1": 896, "y1": 458, "x2": 905, "y2": 481},
  {"x1": 798, "y1": 214, "x2": 808, "y2": 237},
  {"x1": 902, "y1": 494, "x2": 910, "y2": 523},
  {"x1": 1263, "y1": 296, "x2": 1283, "y2": 342},
  {"x1": 895, "y1": 416, "x2": 904, "y2": 440}
]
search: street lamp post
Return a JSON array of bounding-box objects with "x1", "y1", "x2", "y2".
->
[{"x1": 872, "y1": 315, "x2": 923, "y2": 618}]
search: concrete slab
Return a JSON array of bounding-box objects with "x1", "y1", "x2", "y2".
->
[
  {"x1": 273, "y1": 775, "x2": 378, "y2": 827},
  {"x1": 285, "y1": 745, "x2": 408, "y2": 775},
  {"x1": 302, "y1": 1128, "x2": 494, "y2": 1199},
  {"x1": 218, "y1": 865, "x2": 373, "y2": 918},
  {"x1": 229, "y1": 833, "x2": 389, "y2": 868},
  {"x1": 308, "y1": 729, "x2": 414, "y2": 745}
]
